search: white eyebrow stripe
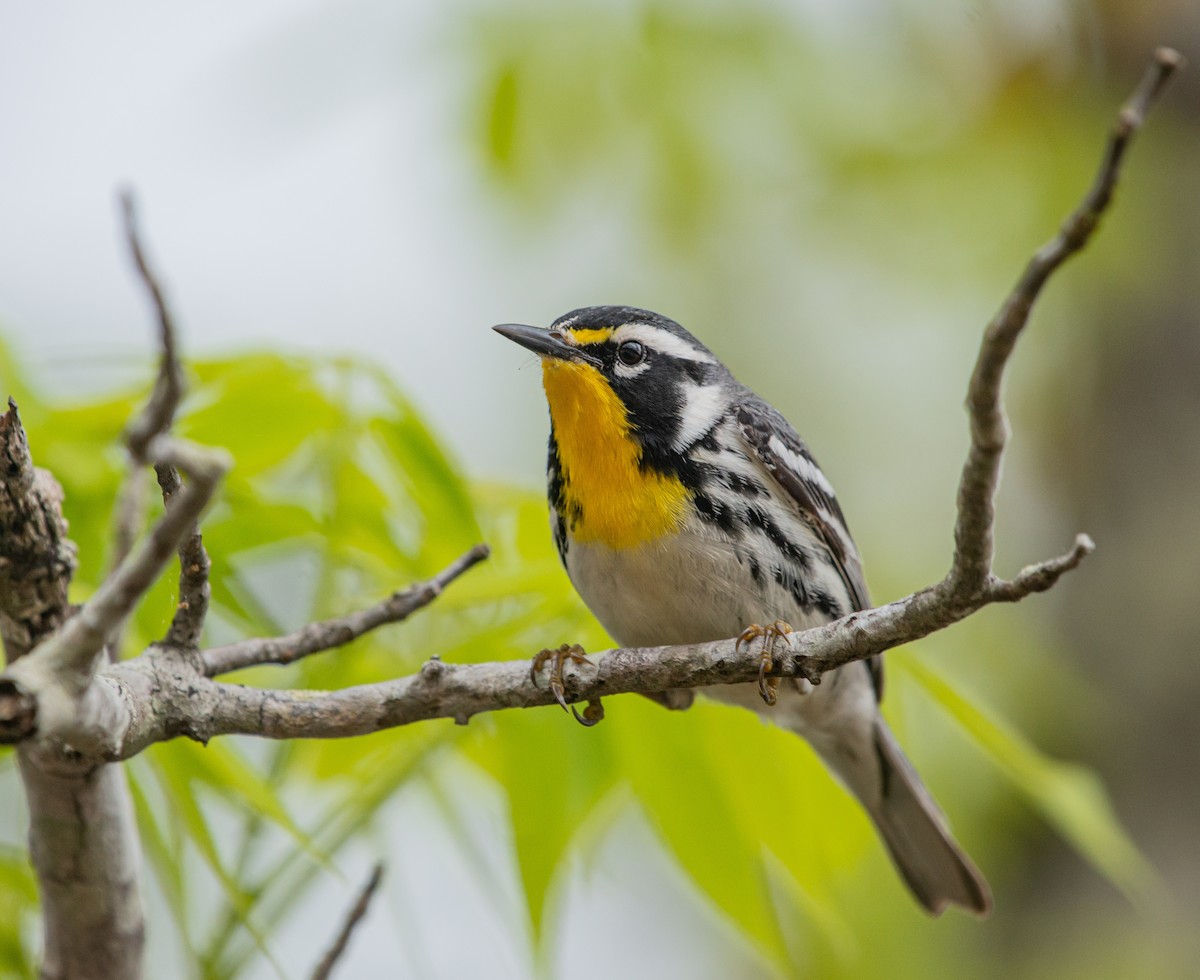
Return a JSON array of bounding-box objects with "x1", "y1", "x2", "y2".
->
[
  {"x1": 672, "y1": 383, "x2": 728, "y2": 451},
  {"x1": 613, "y1": 323, "x2": 717, "y2": 363}
]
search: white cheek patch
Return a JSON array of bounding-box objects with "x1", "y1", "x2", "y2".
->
[
  {"x1": 613, "y1": 324, "x2": 717, "y2": 364},
  {"x1": 672, "y1": 384, "x2": 728, "y2": 451}
]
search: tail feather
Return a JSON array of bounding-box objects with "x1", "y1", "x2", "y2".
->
[
  {"x1": 868, "y1": 721, "x2": 992, "y2": 916},
  {"x1": 710, "y1": 674, "x2": 991, "y2": 915}
]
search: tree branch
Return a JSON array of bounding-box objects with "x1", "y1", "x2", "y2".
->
[
  {"x1": 949, "y1": 47, "x2": 1182, "y2": 595},
  {"x1": 202, "y1": 544, "x2": 491, "y2": 677},
  {"x1": 987, "y1": 533, "x2": 1096, "y2": 602},
  {"x1": 155, "y1": 463, "x2": 212, "y2": 650},
  {"x1": 73, "y1": 537, "x2": 1093, "y2": 753},
  {"x1": 108, "y1": 192, "x2": 191, "y2": 659},
  {"x1": 119, "y1": 191, "x2": 185, "y2": 464}
]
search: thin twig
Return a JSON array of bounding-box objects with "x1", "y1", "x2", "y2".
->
[
  {"x1": 156, "y1": 463, "x2": 211, "y2": 649},
  {"x1": 950, "y1": 47, "x2": 1183, "y2": 595},
  {"x1": 310, "y1": 864, "x2": 385, "y2": 980},
  {"x1": 202, "y1": 544, "x2": 491, "y2": 676},
  {"x1": 107, "y1": 191, "x2": 188, "y2": 656},
  {"x1": 119, "y1": 190, "x2": 185, "y2": 460},
  {"x1": 988, "y1": 534, "x2": 1096, "y2": 601}
]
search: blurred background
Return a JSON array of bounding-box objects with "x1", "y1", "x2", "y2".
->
[{"x1": 0, "y1": 1, "x2": 1198, "y2": 977}]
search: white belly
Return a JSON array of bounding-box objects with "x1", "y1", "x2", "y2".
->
[
  {"x1": 562, "y1": 505, "x2": 878, "y2": 758},
  {"x1": 564, "y1": 512, "x2": 843, "y2": 648}
]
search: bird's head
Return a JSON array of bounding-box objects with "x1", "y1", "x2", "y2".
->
[{"x1": 493, "y1": 306, "x2": 731, "y2": 466}]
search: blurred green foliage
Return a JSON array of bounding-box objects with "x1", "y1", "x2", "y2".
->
[
  {"x1": 0, "y1": 840, "x2": 37, "y2": 978},
  {"x1": 0, "y1": 340, "x2": 1151, "y2": 977}
]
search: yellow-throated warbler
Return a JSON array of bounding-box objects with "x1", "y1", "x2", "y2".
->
[{"x1": 495, "y1": 306, "x2": 991, "y2": 916}]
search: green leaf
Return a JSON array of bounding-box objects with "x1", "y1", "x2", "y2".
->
[
  {"x1": 156, "y1": 740, "x2": 319, "y2": 863},
  {"x1": 150, "y1": 749, "x2": 283, "y2": 977},
  {"x1": 903, "y1": 658, "x2": 1157, "y2": 903},
  {"x1": 127, "y1": 762, "x2": 194, "y2": 960},
  {"x1": 0, "y1": 843, "x2": 38, "y2": 978},
  {"x1": 184, "y1": 354, "x2": 343, "y2": 475},
  {"x1": 612, "y1": 696, "x2": 872, "y2": 970},
  {"x1": 206, "y1": 727, "x2": 455, "y2": 977},
  {"x1": 615, "y1": 699, "x2": 788, "y2": 964},
  {"x1": 465, "y1": 708, "x2": 619, "y2": 936}
]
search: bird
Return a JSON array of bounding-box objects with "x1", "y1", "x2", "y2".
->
[{"x1": 494, "y1": 305, "x2": 991, "y2": 916}]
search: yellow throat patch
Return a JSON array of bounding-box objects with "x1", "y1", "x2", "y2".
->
[{"x1": 541, "y1": 358, "x2": 688, "y2": 549}]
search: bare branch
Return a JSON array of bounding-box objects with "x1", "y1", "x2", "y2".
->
[
  {"x1": 23, "y1": 620, "x2": 895, "y2": 753},
  {"x1": 108, "y1": 191, "x2": 189, "y2": 661},
  {"x1": 949, "y1": 47, "x2": 1183, "y2": 596},
  {"x1": 85, "y1": 556, "x2": 1076, "y2": 755},
  {"x1": 155, "y1": 463, "x2": 212, "y2": 649},
  {"x1": 119, "y1": 190, "x2": 185, "y2": 462},
  {"x1": 310, "y1": 864, "x2": 385, "y2": 980},
  {"x1": 202, "y1": 544, "x2": 491, "y2": 676},
  {"x1": 988, "y1": 534, "x2": 1096, "y2": 602}
]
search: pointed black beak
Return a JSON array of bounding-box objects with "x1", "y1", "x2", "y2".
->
[{"x1": 493, "y1": 323, "x2": 602, "y2": 367}]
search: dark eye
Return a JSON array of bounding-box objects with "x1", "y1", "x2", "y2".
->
[{"x1": 617, "y1": 341, "x2": 646, "y2": 366}]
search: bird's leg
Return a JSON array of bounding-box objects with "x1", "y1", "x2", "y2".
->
[
  {"x1": 531, "y1": 643, "x2": 599, "y2": 724},
  {"x1": 737, "y1": 620, "x2": 794, "y2": 707}
]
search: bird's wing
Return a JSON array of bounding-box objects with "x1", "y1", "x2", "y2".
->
[{"x1": 733, "y1": 394, "x2": 882, "y2": 697}]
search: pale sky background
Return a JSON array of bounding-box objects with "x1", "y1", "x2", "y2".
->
[{"x1": 1, "y1": 0, "x2": 593, "y2": 484}]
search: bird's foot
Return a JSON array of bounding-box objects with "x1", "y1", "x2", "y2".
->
[
  {"x1": 531, "y1": 643, "x2": 601, "y2": 726},
  {"x1": 572, "y1": 698, "x2": 605, "y2": 727},
  {"x1": 737, "y1": 620, "x2": 794, "y2": 707}
]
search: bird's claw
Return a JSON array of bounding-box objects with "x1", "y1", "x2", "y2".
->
[
  {"x1": 738, "y1": 621, "x2": 793, "y2": 707},
  {"x1": 757, "y1": 656, "x2": 780, "y2": 706},
  {"x1": 531, "y1": 643, "x2": 596, "y2": 717},
  {"x1": 571, "y1": 698, "x2": 605, "y2": 727}
]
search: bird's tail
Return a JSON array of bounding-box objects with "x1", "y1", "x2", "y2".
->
[
  {"x1": 708, "y1": 677, "x2": 992, "y2": 915},
  {"x1": 856, "y1": 720, "x2": 992, "y2": 916}
]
